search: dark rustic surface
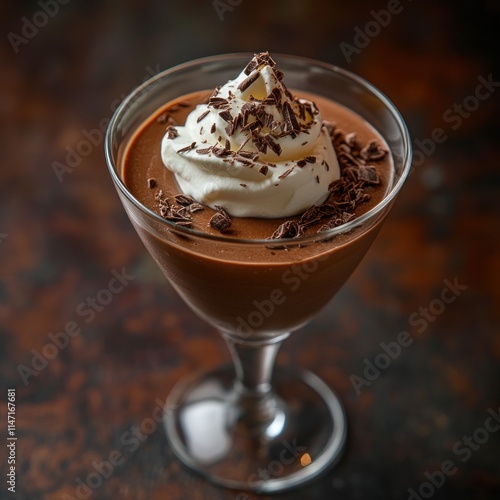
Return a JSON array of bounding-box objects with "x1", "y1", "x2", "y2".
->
[{"x1": 1, "y1": 1, "x2": 499, "y2": 499}]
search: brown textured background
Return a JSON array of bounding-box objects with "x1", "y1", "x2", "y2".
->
[{"x1": 0, "y1": 1, "x2": 499, "y2": 499}]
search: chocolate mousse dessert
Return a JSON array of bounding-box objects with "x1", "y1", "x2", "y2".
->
[{"x1": 121, "y1": 52, "x2": 393, "y2": 338}]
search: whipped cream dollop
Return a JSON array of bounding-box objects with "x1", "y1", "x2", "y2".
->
[{"x1": 161, "y1": 52, "x2": 340, "y2": 218}]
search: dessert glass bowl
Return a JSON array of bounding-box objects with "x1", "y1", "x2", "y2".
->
[{"x1": 105, "y1": 53, "x2": 412, "y2": 493}]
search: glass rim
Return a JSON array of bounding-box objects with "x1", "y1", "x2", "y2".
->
[{"x1": 105, "y1": 52, "x2": 412, "y2": 246}]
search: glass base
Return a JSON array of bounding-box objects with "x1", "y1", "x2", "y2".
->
[{"x1": 163, "y1": 364, "x2": 347, "y2": 493}]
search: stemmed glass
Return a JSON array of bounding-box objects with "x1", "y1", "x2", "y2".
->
[{"x1": 104, "y1": 53, "x2": 411, "y2": 493}]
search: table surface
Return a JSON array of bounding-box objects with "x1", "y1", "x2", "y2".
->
[{"x1": 1, "y1": 1, "x2": 499, "y2": 499}]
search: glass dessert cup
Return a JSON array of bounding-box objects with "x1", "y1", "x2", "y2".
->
[{"x1": 105, "y1": 53, "x2": 412, "y2": 493}]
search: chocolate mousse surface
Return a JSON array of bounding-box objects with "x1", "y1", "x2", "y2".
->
[
  {"x1": 118, "y1": 54, "x2": 396, "y2": 335},
  {"x1": 123, "y1": 90, "x2": 393, "y2": 242}
]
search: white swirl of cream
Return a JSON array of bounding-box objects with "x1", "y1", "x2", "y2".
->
[{"x1": 161, "y1": 53, "x2": 340, "y2": 218}]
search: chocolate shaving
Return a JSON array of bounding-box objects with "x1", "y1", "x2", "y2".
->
[
  {"x1": 256, "y1": 107, "x2": 273, "y2": 127},
  {"x1": 208, "y1": 86, "x2": 221, "y2": 100},
  {"x1": 212, "y1": 146, "x2": 232, "y2": 157},
  {"x1": 176, "y1": 142, "x2": 196, "y2": 154},
  {"x1": 282, "y1": 101, "x2": 301, "y2": 135},
  {"x1": 196, "y1": 146, "x2": 213, "y2": 155},
  {"x1": 242, "y1": 120, "x2": 261, "y2": 132},
  {"x1": 361, "y1": 140, "x2": 387, "y2": 161},
  {"x1": 234, "y1": 156, "x2": 253, "y2": 166},
  {"x1": 263, "y1": 134, "x2": 282, "y2": 156},
  {"x1": 338, "y1": 152, "x2": 361, "y2": 169},
  {"x1": 147, "y1": 178, "x2": 157, "y2": 188},
  {"x1": 270, "y1": 220, "x2": 304, "y2": 240},
  {"x1": 197, "y1": 110, "x2": 210, "y2": 123},
  {"x1": 342, "y1": 166, "x2": 359, "y2": 182},
  {"x1": 243, "y1": 52, "x2": 276, "y2": 75},
  {"x1": 259, "y1": 165, "x2": 269, "y2": 176},
  {"x1": 358, "y1": 165, "x2": 380, "y2": 185},
  {"x1": 174, "y1": 194, "x2": 196, "y2": 206},
  {"x1": 210, "y1": 123, "x2": 216, "y2": 134},
  {"x1": 299, "y1": 205, "x2": 323, "y2": 227},
  {"x1": 153, "y1": 188, "x2": 207, "y2": 227},
  {"x1": 237, "y1": 149, "x2": 256, "y2": 159},
  {"x1": 165, "y1": 126, "x2": 178, "y2": 139},
  {"x1": 226, "y1": 113, "x2": 243, "y2": 136},
  {"x1": 278, "y1": 167, "x2": 294, "y2": 179},
  {"x1": 262, "y1": 95, "x2": 276, "y2": 106},
  {"x1": 243, "y1": 58, "x2": 258, "y2": 75},
  {"x1": 189, "y1": 203, "x2": 204, "y2": 213},
  {"x1": 253, "y1": 136, "x2": 268, "y2": 154},
  {"x1": 219, "y1": 110, "x2": 233, "y2": 123},
  {"x1": 210, "y1": 206, "x2": 232, "y2": 233},
  {"x1": 237, "y1": 70, "x2": 260, "y2": 93},
  {"x1": 318, "y1": 203, "x2": 340, "y2": 216},
  {"x1": 241, "y1": 101, "x2": 256, "y2": 121},
  {"x1": 208, "y1": 97, "x2": 229, "y2": 109},
  {"x1": 155, "y1": 190, "x2": 193, "y2": 227}
]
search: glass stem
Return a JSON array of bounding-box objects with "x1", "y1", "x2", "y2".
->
[{"x1": 223, "y1": 332, "x2": 289, "y2": 435}]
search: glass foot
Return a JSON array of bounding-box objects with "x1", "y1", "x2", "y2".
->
[{"x1": 164, "y1": 365, "x2": 347, "y2": 493}]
